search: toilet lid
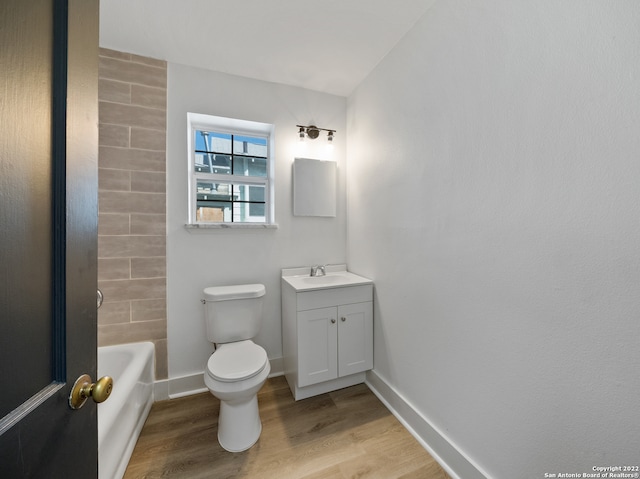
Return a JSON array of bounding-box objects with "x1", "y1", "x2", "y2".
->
[{"x1": 207, "y1": 340, "x2": 268, "y2": 382}]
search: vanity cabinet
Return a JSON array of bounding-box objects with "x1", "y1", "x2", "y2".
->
[
  {"x1": 282, "y1": 278, "x2": 373, "y2": 400},
  {"x1": 298, "y1": 302, "x2": 372, "y2": 387}
]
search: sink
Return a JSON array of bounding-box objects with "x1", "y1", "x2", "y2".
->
[
  {"x1": 300, "y1": 274, "x2": 348, "y2": 285},
  {"x1": 281, "y1": 267, "x2": 373, "y2": 292}
]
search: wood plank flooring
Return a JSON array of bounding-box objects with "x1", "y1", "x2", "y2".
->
[{"x1": 123, "y1": 377, "x2": 452, "y2": 479}]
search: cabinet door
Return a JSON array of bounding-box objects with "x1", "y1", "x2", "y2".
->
[
  {"x1": 338, "y1": 302, "x2": 373, "y2": 377},
  {"x1": 298, "y1": 307, "x2": 338, "y2": 387}
]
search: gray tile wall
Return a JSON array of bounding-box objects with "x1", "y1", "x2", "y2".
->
[{"x1": 98, "y1": 48, "x2": 168, "y2": 379}]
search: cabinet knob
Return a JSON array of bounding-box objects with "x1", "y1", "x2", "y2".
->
[
  {"x1": 331, "y1": 318, "x2": 336, "y2": 324},
  {"x1": 341, "y1": 317, "x2": 346, "y2": 322}
]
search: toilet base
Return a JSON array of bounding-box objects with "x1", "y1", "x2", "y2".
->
[
  {"x1": 217, "y1": 395, "x2": 262, "y2": 452},
  {"x1": 205, "y1": 346, "x2": 270, "y2": 453}
]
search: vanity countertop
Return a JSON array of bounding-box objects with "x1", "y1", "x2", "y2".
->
[{"x1": 281, "y1": 264, "x2": 373, "y2": 292}]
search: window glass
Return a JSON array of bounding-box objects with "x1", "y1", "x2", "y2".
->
[
  {"x1": 196, "y1": 203, "x2": 230, "y2": 223},
  {"x1": 233, "y1": 184, "x2": 264, "y2": 202},
  {"x1": 196, "y1": 183, "x2": 266, "y2": 223},
  {"x1": 233, "y1": 135, "x2": 267, "y2": 157},
  {"x1": 189, "y1": 114, "x2": 273, "y2": 225},
  {"x1": 197, "y1": 181, "x2": 232, "y2": 200},
  {"x1": 195, "y1": 130, "x2": 231, "y2": 154},
  {"x1": 194, "y1": 153, "x2": 231, "y2": 174},
  {"x1": 249, "y1": 186, "x2": 265, "y2": 217},
  {"x1": 232, "y1": 156, "x2": 267, "y2": 177}
]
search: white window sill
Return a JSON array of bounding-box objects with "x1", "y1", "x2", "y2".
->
[{"x1": 185, "y1": 223, "x2": 278, "y2": 231}]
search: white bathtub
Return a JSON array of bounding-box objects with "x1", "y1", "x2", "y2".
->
[{"x1": 98, "y1": 342, "x2": 155, "y2": 479}]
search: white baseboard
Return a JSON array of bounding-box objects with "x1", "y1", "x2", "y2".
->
[
  {"x1": 155, "y1": 356, "x2": 285, "y2": 401},
  {"x1": 268, "y1": 356, "x2": 284, "y2": 378},
  {"x1": 154, "y1": 379, "x2": 170, "y2": 401},
  {"x1": 365, "y1": 370, "x2": 490, "y2": 479}
]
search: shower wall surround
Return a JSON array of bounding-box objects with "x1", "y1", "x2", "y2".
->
[{"x1": 97, "y1": 48, "x2": 168, "y2": 379}]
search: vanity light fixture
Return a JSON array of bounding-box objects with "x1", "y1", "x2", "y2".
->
[
  {"x1": 296, "y1": 124, "x2": 336, "y2": 143},
  {"x1": 306, "y1": 125, "x2": 320, "y2": 139},
  {"x1": 326, "y1": 130, "x2": 335, "y2": 152}
]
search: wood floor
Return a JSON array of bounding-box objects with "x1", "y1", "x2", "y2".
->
[{"x1": 124, "y1": 376, "x2": 452, "y2": 479}]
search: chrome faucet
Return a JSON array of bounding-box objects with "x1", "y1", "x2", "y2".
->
[{"x1": 310, "y1": 265, "x2": 326, "y2": 277}]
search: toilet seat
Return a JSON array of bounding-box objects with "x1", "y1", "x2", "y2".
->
[{"x1": 207, "y1": 340, "x2": 268, "y2": 383}]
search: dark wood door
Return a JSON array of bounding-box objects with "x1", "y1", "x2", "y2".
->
[{"x1": 0, "y1": 0, "x2": 99, "y2": 476}]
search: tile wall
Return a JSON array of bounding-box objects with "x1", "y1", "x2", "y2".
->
[{"x1": 97, "y1": 48, "x2": 168, "y2": 379}]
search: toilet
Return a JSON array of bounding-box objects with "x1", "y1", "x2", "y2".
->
[{"x1": 202, "y1": 284, "x2": 271, "y2": 452}]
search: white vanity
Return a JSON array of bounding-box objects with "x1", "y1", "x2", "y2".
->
[{"x1": 281, "y1": 265, "x2": 373, "y2": 400}]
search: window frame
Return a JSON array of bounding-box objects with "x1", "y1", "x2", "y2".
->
[{"x1": 187, "y1": 113, "x2": 275, "y2": 227}]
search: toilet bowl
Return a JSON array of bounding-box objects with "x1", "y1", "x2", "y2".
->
[{"x1": 204, "y1": 340, "x2": 271, "y2": 452}]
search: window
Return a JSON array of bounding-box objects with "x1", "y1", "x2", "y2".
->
[{"x1": 187, "y1": 113, "x2": 274, "y2": 226}]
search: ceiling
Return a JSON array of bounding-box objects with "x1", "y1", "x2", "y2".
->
[{"x1": 99, "y1": 0, "x2": 436, "y2": 97}]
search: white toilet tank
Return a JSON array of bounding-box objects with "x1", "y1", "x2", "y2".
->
[{"x1": 203, "y1": 284, "x2": 265, "y2": 344}]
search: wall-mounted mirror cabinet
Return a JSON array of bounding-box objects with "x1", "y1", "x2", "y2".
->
[{"x1": 293, "y1": 157, "x2": 336, "y2": 217}]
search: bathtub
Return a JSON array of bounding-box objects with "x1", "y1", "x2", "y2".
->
[{"x1": 98, "y1": 342, "x2": 155, "y2": 479}]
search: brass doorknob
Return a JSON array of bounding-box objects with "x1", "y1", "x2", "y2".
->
[{"x1": 69, "y1": 374, "x2": 113, "y2": 410}]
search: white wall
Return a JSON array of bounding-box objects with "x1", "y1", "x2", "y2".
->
[
  {"x1": 167, "y1": 63, "x2": 346, "y2": 382},
  {"x1": 347, "y1": 1, "x2": 640, "y2": 477}
]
